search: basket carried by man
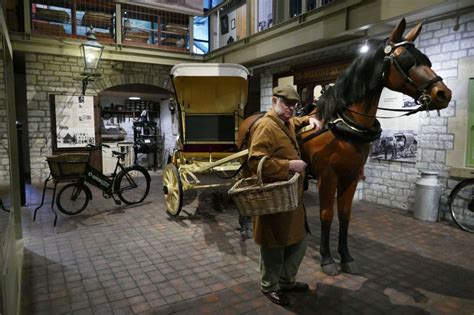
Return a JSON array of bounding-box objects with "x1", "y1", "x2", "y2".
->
[{"x1": 228, "y1": 156, "x2": 300, "y2": 216}]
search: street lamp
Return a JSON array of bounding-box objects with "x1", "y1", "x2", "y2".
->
[{"x1": 78, "y1": 26, "x2": 104, "y2": 95}]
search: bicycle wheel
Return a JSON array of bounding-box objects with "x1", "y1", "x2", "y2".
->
[
  {"x1": 449, "y1": 178, "x2": 474, "y2": 233},
  {"x1": 115, "y1": 166, "x2": 150, "y2": 205},
  {"x1": 56, "y1": 183, "x2": 89, "y2": 215}
]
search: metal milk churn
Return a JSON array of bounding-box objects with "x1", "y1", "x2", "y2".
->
[{"x1": 413, "y1": 172, "x2": 441, "y2": 222}]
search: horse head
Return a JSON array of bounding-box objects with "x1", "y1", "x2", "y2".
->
[{"x1": 382, "y1": 18, "x2": 452, "y2": 111}]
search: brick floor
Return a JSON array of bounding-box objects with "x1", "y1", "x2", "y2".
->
[{"x1": 17, "y1": 172, "x2": 474, "y2": 314}]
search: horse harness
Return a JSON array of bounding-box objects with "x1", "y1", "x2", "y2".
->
[
  {"x1": 382, "y1": 39, "x2": 443, "y2": 112},
  {"x1": 299, "y1": 39, "x2": 445, "y2": 146},
  {"x1": 297, "y1": 113, "x2": 382, "y2": 146}
]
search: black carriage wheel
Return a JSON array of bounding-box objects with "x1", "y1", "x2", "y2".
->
[
  {"x1": 56, "y1": 183, "x2": 89, "y2": 215},
  {"x1": 115, "y1": 166, "x2": 150, "y2": 205}
]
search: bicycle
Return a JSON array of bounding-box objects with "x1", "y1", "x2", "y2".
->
[
  {"x1": 448, "y1": 174, "x2": 474, "y2": 233},
  {"x1": 56, "y1": 144, "x2": 151, "y2": 215}
]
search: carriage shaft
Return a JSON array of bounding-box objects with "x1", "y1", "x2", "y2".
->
[{"x1": 179, "y1": 149, "x2": 248, "y2": 173}]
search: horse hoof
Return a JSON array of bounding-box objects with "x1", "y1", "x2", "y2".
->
[
  {"x1": 341, "y1": 261, "x2": 359, "y2": 275},
  {"x1": 321, "y1": 263, "x2": 339, "y2": 276}
]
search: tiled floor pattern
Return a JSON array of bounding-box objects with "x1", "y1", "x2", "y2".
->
[{"x1": 16, "y1": 173, "x2": 474, "y2": 314}]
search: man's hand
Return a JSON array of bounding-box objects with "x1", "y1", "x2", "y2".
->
[
  {"x1": 308, "y1": 116, "x2": 325, "y2": 131},
  {"x1": 289, "y1": 160, "x2": 307, "y2": 173}
]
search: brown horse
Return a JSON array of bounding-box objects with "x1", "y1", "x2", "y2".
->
[{"x1": 238, "y1": 19, "x2": 452, "y2": 275}]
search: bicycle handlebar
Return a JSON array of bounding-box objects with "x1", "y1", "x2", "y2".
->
[{"x1": 86, "y1": 143, "x2": 110, "y2": 150}]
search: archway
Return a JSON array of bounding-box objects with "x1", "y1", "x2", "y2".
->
[{"x1": 99, "y1": 83, "x2": 171, "y2": 172}]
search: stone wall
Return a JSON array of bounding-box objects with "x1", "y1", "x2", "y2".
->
[
  {"x1": 257, "y1": 12, "x2": 474, "y2": 211},
  {"x1": 21, "y1": 53, "x2": 172, "y2": 184},
  {"x1": 0, "y1": 52, "x2": 9, "y2": 185}
]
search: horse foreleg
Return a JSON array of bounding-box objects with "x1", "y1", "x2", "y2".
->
[
  {"x1": 318, "y1": 177, "x2": 338, "y2": 276},
  {"x1": 336, "y1": 177, "x2": 359, "y2": 275}
]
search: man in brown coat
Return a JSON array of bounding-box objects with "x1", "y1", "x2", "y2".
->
[{"x1": 247, "y1": 85, "x2": 317, "y2": 306}]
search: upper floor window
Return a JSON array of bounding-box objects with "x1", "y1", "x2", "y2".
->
[
  {"x1": 193, "y1": 16, "x2": 209, "y2": 54},
  {"x1": 257, "y1": 0, "x2": 272, "y2": 32},
  {"x1": 203, "y1": 0, "x2": 224, "y2": 11},
  {"x1": 289, "y1": 0, "x2": 301, "y2": 17}
]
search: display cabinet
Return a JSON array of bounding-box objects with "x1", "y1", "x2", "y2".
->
[{"x1": 133, "y1": 121, "x2": 163, "y2": 170}]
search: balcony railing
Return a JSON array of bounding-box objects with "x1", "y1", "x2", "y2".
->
[
  {"x1": 17, "y1": 0, "x2": 338, "y2": 54},
  {"x1": 30, "y1": 0, "x2": 190, "y2": 52}
]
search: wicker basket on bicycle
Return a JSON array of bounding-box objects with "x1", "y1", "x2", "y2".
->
[
  {"x1": 228, "y1": 156, "x2": 300, "y2": 216},
  {"x1": 47, "y1": 153, "x2": 89, "y2": 181}
]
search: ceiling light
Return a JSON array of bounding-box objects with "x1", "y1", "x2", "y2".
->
[
  {"x1": 359, "y1": 41, "x2": 369, "y2": 54},
  {"x1": 129, "y1": 96, "x2": 141, "y2": 100}
]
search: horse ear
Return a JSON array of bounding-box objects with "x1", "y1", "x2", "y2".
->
[
  {"x1": 405, "y1": 22, "x2": 422, "y2": 42},
  {"x1": 389, "y1": 18, "x2": 406, "y2": 43}
]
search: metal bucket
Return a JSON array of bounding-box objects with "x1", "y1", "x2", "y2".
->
[{"x1": 413, "y1": 172, "x2": 441, "y2": 222}]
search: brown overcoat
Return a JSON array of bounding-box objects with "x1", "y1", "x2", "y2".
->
[{"x1": 248, "y1": 109, "x2": 310, "y2": 248}]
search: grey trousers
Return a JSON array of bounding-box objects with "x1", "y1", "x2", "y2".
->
[{"x1": 260, "y1": 238, "x2": 307, "y2": 292}]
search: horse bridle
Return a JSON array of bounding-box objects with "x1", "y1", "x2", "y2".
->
[
  {"x1": 299, "y1": 40, "x2": 444, "y2": 143},
  {"x1": 382, "y1": 40, "x2": 442, "y2": 111},
  {"x1": 345, "y1": 40, "x2": 444, "y2": 120}
]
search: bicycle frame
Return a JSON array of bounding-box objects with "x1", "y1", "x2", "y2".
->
[{"x1": 83, "y1": 156, "x2": 127, "y2": 195}]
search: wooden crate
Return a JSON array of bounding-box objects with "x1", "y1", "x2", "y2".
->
[
  {"x1": 124, "y1": 30, "x2": 149, "y2": 44},
  {"x1": 82, "y1": 11, "x2": 112, "y2": 29},
  {"x1": 33, "y1": 20, "x2": 66, "y2": 36},
  {"x1": 35, "y1": 8, "x2": 70, "y2": 23}
]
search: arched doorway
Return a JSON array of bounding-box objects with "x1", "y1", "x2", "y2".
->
[{"x1": 99, "y1": 84, "x2": 171, "y2": 171}]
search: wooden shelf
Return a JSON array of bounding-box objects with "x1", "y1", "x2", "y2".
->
[{"x1": 102, "y1": 110, "x2": 158, "y2": 115}]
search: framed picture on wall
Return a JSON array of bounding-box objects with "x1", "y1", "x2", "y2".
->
[
  {"x1": 231, "y1": 18, "x2": 235, "y2": 30},
  {"x1": 51, "y1": 95, "x2": 96, "y2": 150},
  {"x1": 221, "y1": 15, "x2": 229, "y2": 34}
]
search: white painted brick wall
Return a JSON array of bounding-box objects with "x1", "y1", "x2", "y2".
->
[{"x1": 0, "y1": 59, "x2": 9, "y2": 185}]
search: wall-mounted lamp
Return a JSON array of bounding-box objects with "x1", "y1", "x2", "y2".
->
[
  {"x1": 168, "y1": 98, "x2": 176, "y2": 114},
  {"x1": 169, "y1": 98, "x2": 176, "y2": 123},
  {"x1": 453, "y1": 16, "x2": 460, "y2": 31},
  {"x1": 77, "y1": 26, "x2": 104, "y2": 95}
]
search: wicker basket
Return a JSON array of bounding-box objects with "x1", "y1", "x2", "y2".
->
[
  {"x1": 228, "y1": 156, "x2": 300, "y2": 216},
  {"x1": 47, "y1": 153, "x2": 89, "y2": 181}
]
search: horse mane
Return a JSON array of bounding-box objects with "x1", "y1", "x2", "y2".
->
[{"x1": 316, "y1": 39, "x2": 386, "y2": 122}]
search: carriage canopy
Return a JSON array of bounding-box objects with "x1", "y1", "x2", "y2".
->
[
  {"x1": 170, "y1": 63, "x2": 250, "y2": 114},
  {"x1": 170, "y1": 63, "x2": 250, "y2": 149}
]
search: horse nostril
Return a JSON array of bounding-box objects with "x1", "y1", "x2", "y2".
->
[
  {"x1": 437, "y1": 90, "x2": 446, "y2": 100},
  {"x1": 435, "y1": 88, "x2": 452, "y2": 103}
]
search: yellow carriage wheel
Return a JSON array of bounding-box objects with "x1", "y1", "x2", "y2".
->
[{"x1": 163, "y1": 163, "x2": 183, "y2": 216}]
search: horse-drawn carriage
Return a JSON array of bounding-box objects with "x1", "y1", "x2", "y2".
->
[
  {"x1": 163, "y1": 19, "x2": 452, "y2": 277},
  {"x1": 162, "y1": 63, "x2": 250, "y2": 215}
]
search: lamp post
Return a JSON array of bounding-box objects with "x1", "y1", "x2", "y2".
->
[{"x1": 78, "y1": 26, "x2": 104, "y2": 95}]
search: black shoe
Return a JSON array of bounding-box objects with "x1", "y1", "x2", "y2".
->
[
  {"x1": 280, "y1": 282, "x2": 309, "y2": 293},
  {"x1": 261, "y1": 290, "x2": 290, "y2": 306}
]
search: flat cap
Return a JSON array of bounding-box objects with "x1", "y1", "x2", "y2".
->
[{"x1": 273, "y1": 85, "x2": 300, "y2": 103}]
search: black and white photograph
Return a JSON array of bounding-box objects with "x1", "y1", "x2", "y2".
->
[
  {"x1": 54, "y1": 95, "x2": 95, "y2": 148},
  {"x1": 371, "y1": 129, "x2": 418, "y2": 162}
]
